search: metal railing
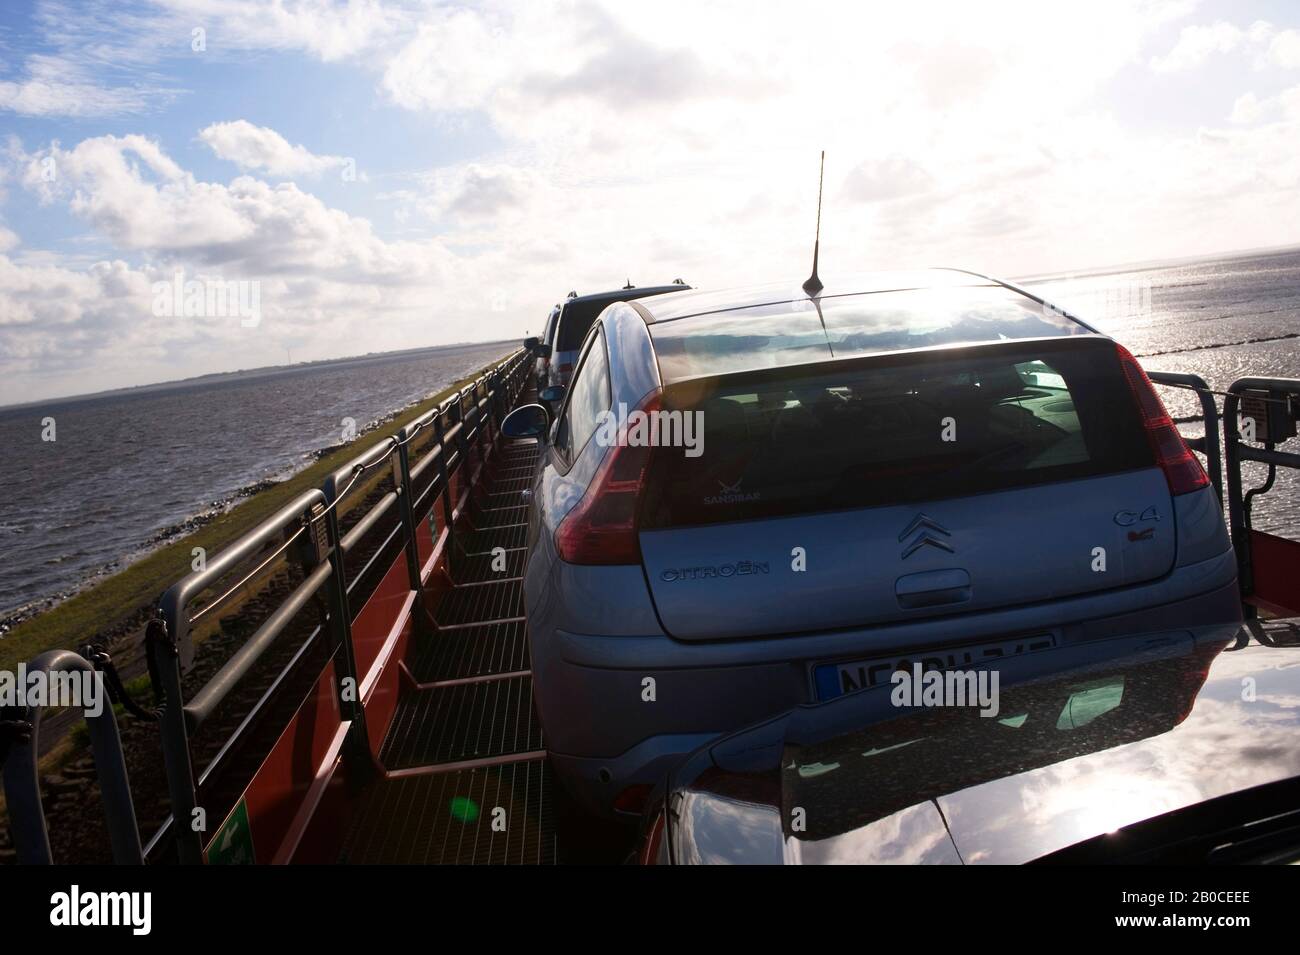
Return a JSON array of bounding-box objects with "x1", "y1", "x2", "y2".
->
[
  {"x1": 2, "y1": 649, "x2": 143, "y2": 864},
  {"x1": 147, "y1": 347, "x2": 531, "y2": 863},
  {"x1": 1148, "y1": 370, "x2": 1223, "y2": 506},
  {"x1": 1223, "y1": 377, "x2": 1300, "y2": 611}
]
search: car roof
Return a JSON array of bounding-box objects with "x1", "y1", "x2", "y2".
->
[
  {"x1": 563, "y1": 284, "x2": 688, "y2": 309},
  {"x1": 635, "y1": 268, "x2": 1035, "y2": 324},
  {"x1": 640, "y1": 268, "x2": 1098, "y2": 384}
]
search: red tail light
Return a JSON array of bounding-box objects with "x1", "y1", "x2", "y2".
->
[
  {"x1": 638, "y1": 808, "x2": 667, "y2": 865},
  {"x1": 554, "y1": 393, "x2": 659, "y2": 564},
  {"x1": 1115, "y1": 344, "x2": 1209, "y2": 495},
  {"x1": 613, "y1": 783, "x2": 654, "y2": 815},
  {"x1": 557, "y1": 362, "x2": 574, "y2": 378}
]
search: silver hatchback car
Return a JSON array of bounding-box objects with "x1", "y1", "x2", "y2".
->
[{"x1": 502, "y1": 269, "x2": 1240, "y2": 818}]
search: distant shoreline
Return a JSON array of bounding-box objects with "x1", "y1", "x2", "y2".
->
[
  {"x1": 0, "y1": 338, "x2": 517, "y2": 414},
  {"x1": 1013, "y1": 241, "x2": 1300, "y2": 285}
]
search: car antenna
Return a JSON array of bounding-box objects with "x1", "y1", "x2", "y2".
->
[{"x1": 801, "y1": 150, "x2": 825, "y2": 297}]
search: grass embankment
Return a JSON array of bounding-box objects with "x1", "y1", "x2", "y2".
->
[{"x1": 0, "y1": 352, "x2": 514, "y2": 675}]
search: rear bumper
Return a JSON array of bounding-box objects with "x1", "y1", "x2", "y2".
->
[{"x1": 534, "y1": 555, "x2": 1242, "y2": 817}]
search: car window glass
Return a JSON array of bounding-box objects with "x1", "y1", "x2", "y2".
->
[
  {"x1": 1056, "y1": 678, "x2": 1125, "y2": 730},
  {"x1": 555, "y1": 327, "x2": 610, "y2": 461},
  {"x1": 641, "y1": 342, "x2": 1149, "y2": 529},
  {"x1": 649, "y1": 286, "x2": 1090, "y2": 382}
]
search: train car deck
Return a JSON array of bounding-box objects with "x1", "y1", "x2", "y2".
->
[{"x1": 7, "y1": 354, "x2": 1300, "y2": 866}]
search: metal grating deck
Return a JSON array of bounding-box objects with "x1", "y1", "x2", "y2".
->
[
  {"x1": 481, "y1": 475, "x2": 532, "y2": 494},
  {"x1": 470, "y1": 503, "x2": 529, "y2": 529},
  {"x1": 482, "y1": 487, "x2": 526, "y2": 507},
  {"x1": 340, "y1": 760, "x2": 557, "y2": 865},
  {"x1": 432, "y1": 578, "x2": 524, "y2": 626},
  {"x1": 340, "y1": 418, "x2": 577, "y2": 864},
  {"x1": 411, "y1": 620, "x2": 529, "y2": 683},
  {"x1": 380, "y1": 675, "x2": 543, "y2": 769},
  {"x1": 501, "y1": 444, "x2": 540, "y2": 460},
  {"x1": 455, "y1": 522, "x2": 528, "y2": 554},
  {"x1": 450, "y1": 547, "x2": 526, "y2": 584}
]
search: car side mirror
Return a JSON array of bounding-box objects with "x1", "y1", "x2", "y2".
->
[
  {"x1": 523, "y1": 336, "x2": 540, "y2": 352},
  {"x1": 535, "y1": 343, "x2": 552, "y2": 359},
  {"x1": 539, "y1": 385, "x2": 565, "y2": 403},
  {"x1": 502, "y1": 404, "x2": 550, "y2": 441}
]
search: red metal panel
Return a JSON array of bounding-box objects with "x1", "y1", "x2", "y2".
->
[
  {"x1": 416, "y1": 514, "x2": 435, "y2": 564},
  {"x1": 351, "y1": 552, "x2": 412, "y2": 684},
  {"x1": 287, "y1": 758, "x2": 352, "y2": 864},
  {"x1": 274, "y1": 724, "x2": 349, "y2": 864},
  {"x1": 218, "y1": 544, "x2": 418, "y2": 863},
  {"x1": 361, "y1": 596, "x2": 414, "y2": 757},
  {"x1": 227, "y1": 659, "x2": 343, "y2": 864},
  {"x1": 1248, "y1": 530, "x2": 1300, "y2": 617}
]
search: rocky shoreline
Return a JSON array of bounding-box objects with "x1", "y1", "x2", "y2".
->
[{"x1": 0, "y1": 477, "x2": 281, "y2": 638}]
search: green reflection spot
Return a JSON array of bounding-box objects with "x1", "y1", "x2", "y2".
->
[
  {"x1": 796, "y1": 761, "x2": 840, "y2": 779},
  {"x1": 450, "y1": 797, "x2": 480, "y2": 823}
]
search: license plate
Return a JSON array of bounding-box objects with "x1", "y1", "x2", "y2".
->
[{"x1": 813, "y1": 634, "x2": 1056, "y2": 702}]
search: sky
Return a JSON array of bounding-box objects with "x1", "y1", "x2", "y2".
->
[{"x1": 1, "y1": 0, "x2": 1299, "y2": 404}]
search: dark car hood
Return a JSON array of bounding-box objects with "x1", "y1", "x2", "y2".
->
[{"x1": 668, "y1": 626, "x2": 1300, "y2": 864}]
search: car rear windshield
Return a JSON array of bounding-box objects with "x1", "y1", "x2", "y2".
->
[
  {"x1": 557, "y1": 287, "x2": 687, "y2": 351},
  {"x1": 648, "y1": 285, "x2": 1090, "y2": 382},
  {"x1": 556, "y1": 301, "x2": 609, "y2": 351},
  {"x1": 638, "y1": 339, "x2": 1152, "y2": 529}
]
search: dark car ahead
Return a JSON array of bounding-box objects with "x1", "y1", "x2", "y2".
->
[
  {"x1": 638, "y1": 622, "x2": 1300, "y2": 864},
  {"x1": 534, "y1": 303, "x2": 561, "y2": 389},
  {"x1": 544, "y1": 281, "x2": 689, "y2": 389}
]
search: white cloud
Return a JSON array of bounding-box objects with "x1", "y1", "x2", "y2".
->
[
  {"x1": 156, "y1": 0, "x2": 406, "y2": 63},
  {"x1": 1269, "y1": 29, "x2": 1300, "y2": 69},
  {"x1": 199, "y1": 120, "x2": 352, "y2": 178},
  {"x1": 0, "y1": 54, "x2": 174, "y2": 117},
  {"x1": 0, "y1": 131, "x2": 532, "y2": 403},
  {"x1": 21, "y1": 133, "x2": 458, "y2": 283},
  {"x1": 380, "y1": 8, "x2": 516, "y2": 114},
  {"x1": 1149, "y1": 21, "x2": 1257, "y2": 73},
  {"x1": 1230, "y1": 91, "x2": 1265, "y2": 124},
  {"x1": 0, "y1": 0, "x2": 404, "y2": 119},
  {"x1": 1228, "y1": 83, "x2": 1300, "y2": 126},
  {"x1": 420, "y1": 164, "x2": 543, "y2": 222},
  {"x1": 840, "y1": 157, "x2": 935, "y2": 204},
  {"x1": 1147, "y1": 19, "x2": 1300, "y2": 73}
]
